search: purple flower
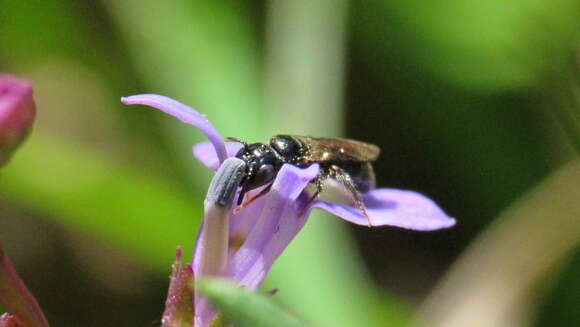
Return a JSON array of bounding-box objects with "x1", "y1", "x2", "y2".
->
[
  {"x1": 123, "y1": 94, "x2": 455, "y2": 327},
  {"x1": 0, "y1": 74, "x2": 36, "y2": 167}
]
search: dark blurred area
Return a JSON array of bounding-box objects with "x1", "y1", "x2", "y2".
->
[{"x1": 1, "y1": 0, "x2": 579, "y2": 326}]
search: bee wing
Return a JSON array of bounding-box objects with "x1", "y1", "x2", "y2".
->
[{"x1": 297, "y1": 136, "x2": 380, "y2": 163}]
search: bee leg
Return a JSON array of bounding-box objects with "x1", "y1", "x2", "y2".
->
[
  {"x1": 299, "y1": 175, "x2": 326, "y2": 216},
  {"x1": 329, "y1": 165, "x2": 373, "y2": 227},
  {"x1": 233, "y1": 183, "x2": 273, "y2": 214}
]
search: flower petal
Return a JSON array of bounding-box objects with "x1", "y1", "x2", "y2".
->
[
  {"x1": 193, "y1": 142, "x2": 243, "y2": 170},
  {"x1": 312, "y1": 188, "x2": 455, "y2": 231},
  {"x1": 224, "y1": 164, "x2": 319, "y2": 289},
  {"x1": 122, "y1": 94, "x2": 228, "y2": 164}
]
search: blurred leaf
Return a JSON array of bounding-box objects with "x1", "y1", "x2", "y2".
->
[
  {"x1": 0, "y1": 0, "x2": 168, "y2": 181},
  {"x1": 416, "y1": 160, "x2": 580, "y2": 327},
  {"x1": 0, "y1": 135, "x2": 201, "y2": 271},
  {"x1": 0, "y1": 0, "x2": 85, "y2": 63},
  {"x1": 198, "y1": 278, "x2": 309, "y2": 327},
  {"x1": 534, "y1": 247, "x2": 580, "y2": 327},
  {"x1": 0, "y1": 0, "x2": 134, "y2": 90},
  {"x1": 356, "y1": 0, "x2": 580, "y2": 90}
]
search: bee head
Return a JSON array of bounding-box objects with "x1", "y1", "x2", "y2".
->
[{"x1": 234, "y1": 142, "x2": 282, "y2": 204}]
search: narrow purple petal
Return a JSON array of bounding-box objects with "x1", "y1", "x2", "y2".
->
[
  {"x1": 312, "y1": 188, "x2": 455, "y2": 231},
  {"x1": 224, "y1": 164, "x2": 319, "y2": 289},
  {"x1": 122, "y1": 94, "x2": 227, "y2": 164},
  {"x1": 192, "y1": 142, "x2": 243, "y2": 170}
]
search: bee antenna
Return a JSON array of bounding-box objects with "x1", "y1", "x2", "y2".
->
[{"x1": 225, "y1": 137, "x2": 248, "y2": 148}]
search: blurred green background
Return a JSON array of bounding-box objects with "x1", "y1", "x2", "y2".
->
[{"x1": 1, "y1": 1, "x2": 579, "y2": 326}]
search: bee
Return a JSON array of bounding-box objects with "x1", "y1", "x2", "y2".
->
[{"x1": 227, "y1": 135, "x2": 380, "y2": 226}]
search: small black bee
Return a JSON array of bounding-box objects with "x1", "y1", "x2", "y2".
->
[{"x1": 227, "y1": 135, "x2": 380, "y2": 225}]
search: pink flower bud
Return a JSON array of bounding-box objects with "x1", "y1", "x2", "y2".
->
[{"x1": 0, "y1": 74, "x2": 36, "y2": 167}]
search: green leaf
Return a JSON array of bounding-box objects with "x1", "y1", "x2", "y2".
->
[
  {"x1": 198, "y1": 278, "x2": 309, "y2": 327},
  {"x1": 355, "y1": 0, "x2": 580, "y2": 91},
  {"x1": 0, "y1": 135, "x2": 202, "y2": 271}
]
